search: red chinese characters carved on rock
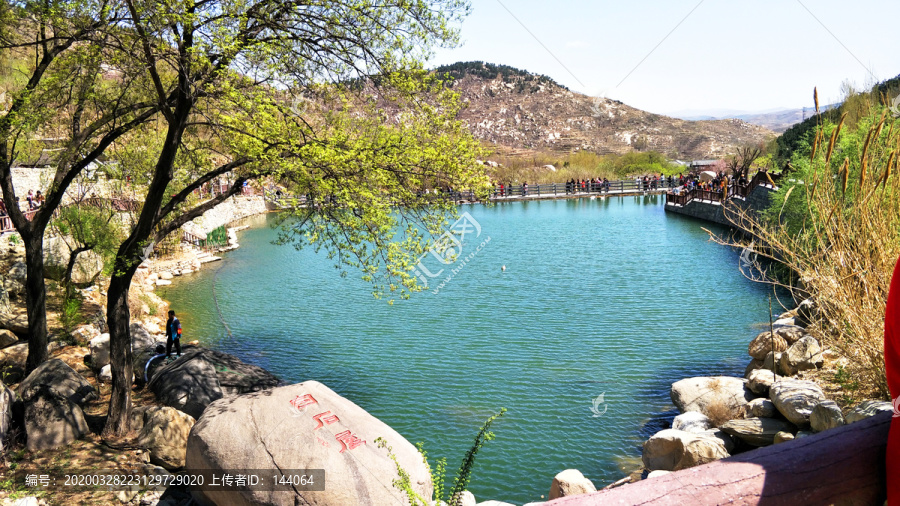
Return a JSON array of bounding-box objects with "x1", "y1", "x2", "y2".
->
[
  {"x1": 290, "y1": 394, "x2": 318, "y2": 410},
  {"x1": 312, "y1": 411, "x2": 340, "y2": 430},
  {"x1": 335, "y1": 430, "x2": 366, "y2": 453},
  {"x1": 287, "y1": 394, "x2": 366, "y2": 453}
]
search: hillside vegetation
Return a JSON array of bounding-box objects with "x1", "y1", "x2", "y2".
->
[{"x1": 433, "y1": 61, "x2": 775, "y2": 163}]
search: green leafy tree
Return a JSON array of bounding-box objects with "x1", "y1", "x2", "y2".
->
[
  {"x1": 51, "y1": 199, "x2": 124, "y2": 286},
  {"x1": 2, "y1": 0, "x2": 488, "y2": 436}
]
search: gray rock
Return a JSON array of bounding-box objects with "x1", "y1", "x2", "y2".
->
[
  {"x1": 0, "y1": 380, "x2": 16, "y2": 452},
  {"x1": 779, "y1": 336, "x2": 823, "y2": 375},
  {"x1": 136, "y1": 407, "x2": 195, "y2": 470},
  {"x1": 720, "y1": 417, "x2": 796, "y2": 446},
  {"x1": 748, "y1": 332, "x2": 788, "y2": 360},
  {"x1": 23, "y1": 384, "x2": 89, "y2": 451},
  {"x1": 747, "y1": 368, "x2": 780, "y2": 395},
  {"x1": 773, "y1": 431, "x2": 795, "y2": 444},
  {"x1": 130, "y1": 323, "x2": 157, "y2": 353},
  {"x1": 642, "y1": 429, "x2": 729, "y2": 471},
  {"x1": 744, "y1": 358, "x2": 765, "y2": 377},
  {"x1": 99, "y1": 364, "x2": 133, "y2": 383},
  {"x1": 774, "y1": 325, "x2": 808, "y2": 345},
  {"x1": 745, "y1": 398, "x2": 778, "y2": 418},
  {"x1": 137, "y1": 490, "x2": 164, "y2": 506},
  {"x1": 810, "y1": 400, "x2": 845, "y2": 432},
  {"x1": 116, "y1": 488, "x2": 139, "y2": 504},
  {"x1": 186, "y1": 380, "x2": 432, "y2": 506},
  {"x1": 189, "y1": 348, "x2": 282, "y2": 396},
  {"x1": 8, "y1": 261, "x2": 26, "y2": 283},
  {"x1": 646, "y1": 470, "x2": 671, "y2": 479},
  {"x1": 796, "y1": 430, "x2": 815, "y2": 438},
  {"x1": 0, "y1": 342, "x2": 27, "y2": 383},
  {"x1": 12, "y1": 497, "x2": 39, "y2": 506},
  {"x1": 90, "y1": 333, "x2": 110, "y2": 369},
  {"x1": 672, "y1": 411, "x2": 712, "y2": 433},
  {"x1": 42, "y1": 236, "x2": 103, "y2": 285},
  {"x1": 549, "y1": 469, "x2": 596, "y2": 499},
  {"x1": 70, "y1": 324, "x2": 99, "y2": 345},
  {"x1": 773, "y1": 317, "x2": 796, "y2": 327},
  {"x1": 670, "y1": 376, "x2": 755, "y2": 420},
  {"x1": 0, "y1": 311, "x2": 28, "y2": 337},
  {"x1": 453, "y1": 490, "x2": 476, "y2": 506},
  {"x1": 769, "y1": 379, "x2": 826, "y2": 427},
  {"x1": 762, "y1": 351, "x2": 785, "y2": 376},
  {"x1": 845, "y1": 400, "x2": 893, "y2": 424},
  {"x1": 16, "y1": 359, "x2": 97, "y2": 406},
  {"x1": 147, "y1": 351, "x2": 223, "y2": 419},
  {"x1": 0, "y1": 328, "x2": 18, "y2": 348},
  {"x1": 697, "y1": 428, "x2": 736, "y2": 453}
]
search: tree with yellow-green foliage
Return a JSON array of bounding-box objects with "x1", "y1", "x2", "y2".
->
[{"x1": 0, "y1": 0, "x2": 489, "y2": 436}]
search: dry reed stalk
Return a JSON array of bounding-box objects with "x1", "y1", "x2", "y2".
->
[{"x1": 710, "y1": 112, "x2": 900, "y2": 400}]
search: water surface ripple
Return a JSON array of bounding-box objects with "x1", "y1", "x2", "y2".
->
[{"x1": 161, "y1": 196, "x2": 773, "y2": 504}]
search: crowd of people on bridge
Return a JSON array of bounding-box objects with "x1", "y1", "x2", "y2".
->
[
  {"x1": 667, "y1": 170, "x2": 762, "y2": 197},
  {"x1": 0, "y1": 189, "x2": 44, "y2": 223}
]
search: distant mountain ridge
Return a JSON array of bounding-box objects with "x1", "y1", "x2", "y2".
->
[
  {"x1": 674, "y1": 105, "x2": 840, "y2": 133},
  {"x1": 435, "y1": 62, "x2": 775, "y2": 160}
]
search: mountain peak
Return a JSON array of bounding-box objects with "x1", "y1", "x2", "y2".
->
[{"x1": 433, "y1": 62, "x2": 775, "y2": 159}]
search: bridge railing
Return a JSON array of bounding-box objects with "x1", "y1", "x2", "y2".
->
[
  {"x1": 665, "y1": 171, "x2": 780, "y2": 208},
  {"x1": 262, "y1": 178, "x2": 683, "y2": 208},
  {"x1": 492, "y1": 178, "x2": 677, "y2": 198},
  {"x1": 0, "y1": 208, "x2": 39, "y2": 234}
]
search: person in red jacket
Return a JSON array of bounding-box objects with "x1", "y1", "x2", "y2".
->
[{"x1": 887, "y1": 254, "x2": 900, "y2": 503}]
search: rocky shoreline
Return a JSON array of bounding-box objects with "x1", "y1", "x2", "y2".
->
[{"x1": 536, "y1": 299, "x2": 894, "y2": 503}]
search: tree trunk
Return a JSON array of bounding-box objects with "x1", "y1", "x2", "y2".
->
[
  {"x1": 102, "y1": 270, "x2": 134, "y2": 436},
  {"x1": 63, "y1": 245, "x2": 91, "y2": 289},
  {"x1": 23, "y1": 231, "x2": 49, "y2": 374}
]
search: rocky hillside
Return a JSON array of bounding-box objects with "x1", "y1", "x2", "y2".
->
[{"x1": 437, "y1": 62, "x2": 775, "y2": 160}]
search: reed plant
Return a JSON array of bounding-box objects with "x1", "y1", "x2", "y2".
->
[{"x1": 717, "y1": 98, "x2": 899, "y2": 400}]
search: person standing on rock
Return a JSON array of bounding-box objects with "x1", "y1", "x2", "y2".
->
[{"x1": 166, "y1": 310, "x2": 183, "y2": 359}]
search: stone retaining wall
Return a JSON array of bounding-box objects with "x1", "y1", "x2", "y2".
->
[
  {"x1": 181, "y1": 196, "x2": 267, "y2": 238},
  {"x1": 664, "y1": 185, "x2": 776, "y2": 227}
]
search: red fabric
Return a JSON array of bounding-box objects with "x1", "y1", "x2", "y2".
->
[{"x1": 886, "y1": 255, "x2": 900, "y2": 502}]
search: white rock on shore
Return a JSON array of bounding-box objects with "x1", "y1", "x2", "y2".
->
[
  {"x1": 779, "y1": 336, "x2": 823, "y2": 375},
  {"x1": 642, "y1": 429, "x2": 729, "y2": 471},
  {"x1": 548, "y1": 469, "x2": 596, "y2": 500},
  {"x1": 185, "y1": 380, "x2": 432, "y2": 506},
  {"x1": 670, "y1": 376, "x2": 755, "y2": 418},
  {"x1": 672, "y1": 412, "x2": 712, "y2": 433},
  {"x1": 747, "y1": 368, "x2": 780, "y2": 395}
]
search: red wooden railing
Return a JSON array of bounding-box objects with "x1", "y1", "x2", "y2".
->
[{"x1": 0, "y1": 208, "x2": 38, "y2": 234}]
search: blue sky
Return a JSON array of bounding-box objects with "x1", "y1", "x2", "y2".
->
[{"x1": 428, "y1": 0, "x2": 900, "y2": 116}]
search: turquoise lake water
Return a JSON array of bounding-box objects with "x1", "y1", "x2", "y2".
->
[{"x1": 160, "y1": 196, "x2": 775, "y2": 504}]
